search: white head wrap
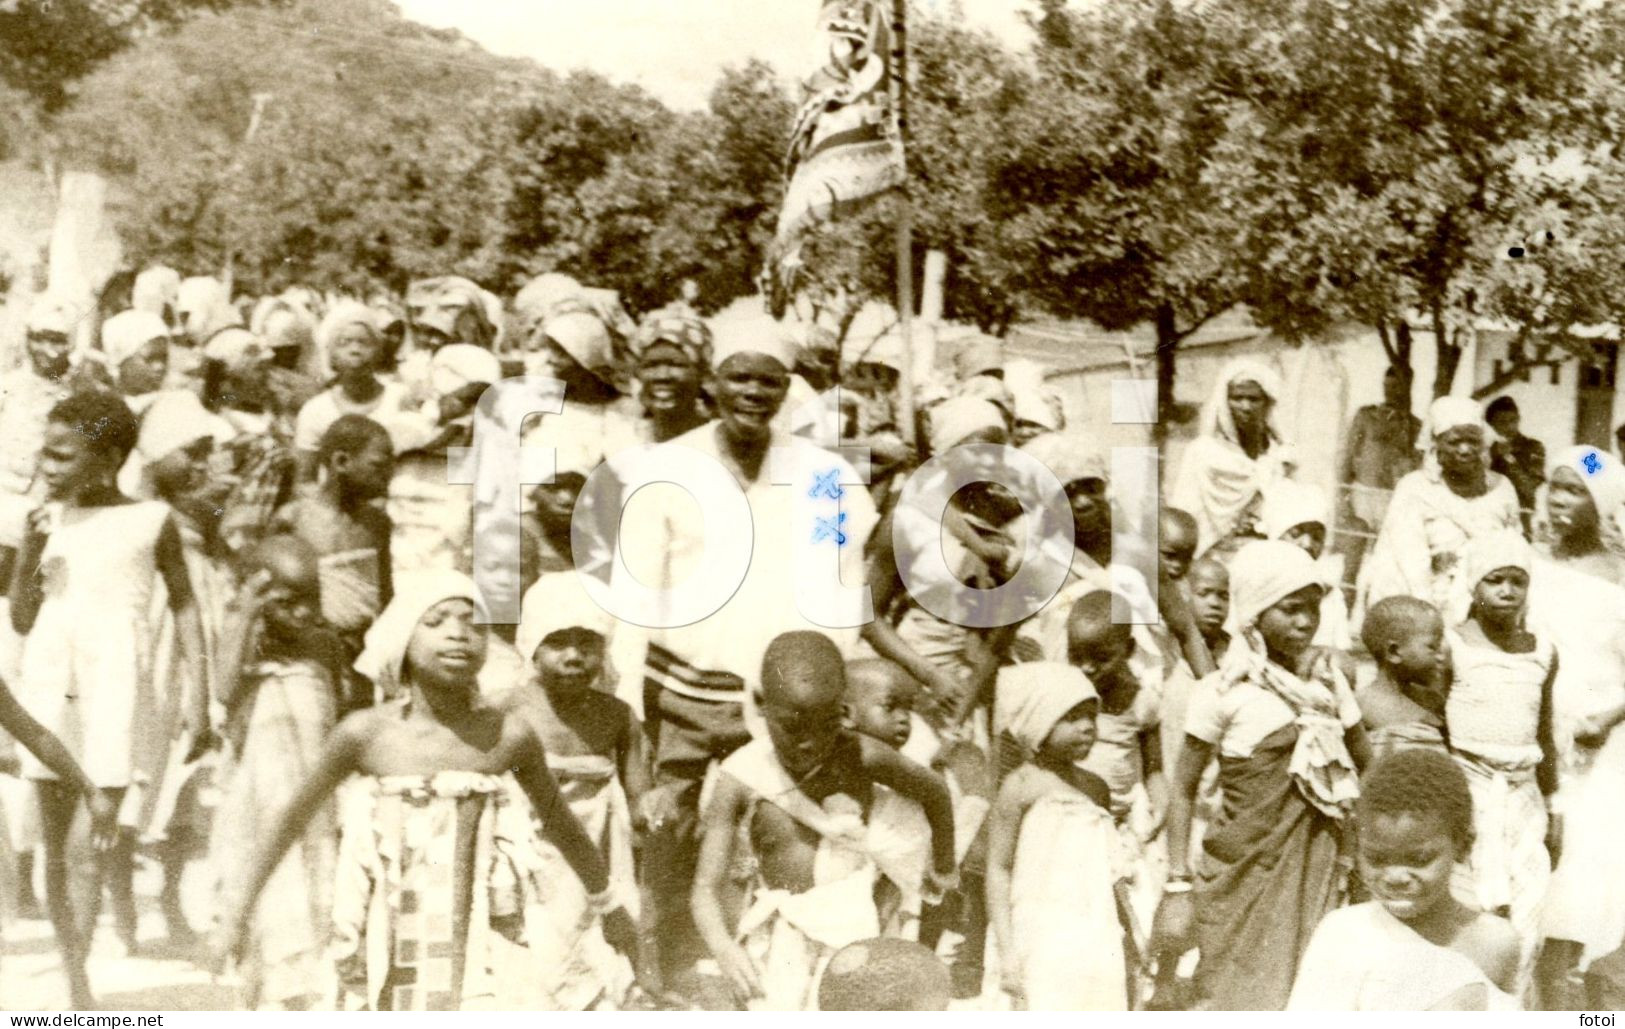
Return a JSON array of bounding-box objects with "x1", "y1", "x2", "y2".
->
[
  {"x1": 27, "y1": 294, "x2": 81, "y2": 335},
  {"x1": 430, "y1": 343, "x2": 502, "y2": 398},
  {"x1": 202, "y1": 327, "x2": 271, "y2": 373},
  {"x1": 954, "y1": 338, "x2": 1004, "y2": 381},
  {"x1": 514, "y1": 273, "x2": 586, "y2": 340},
  {"x1": 709, "y1": 321, "x2": 797, "y2": 372},
  {"x1": 515, "y1": 571, "x2": 618, "y2": 692},
  {"x1": 131, "y1": 266, "x2": 181, "y2": 320},
  {"x1": 101, "y1": 310, "x2": 170, "y2": 368},
  {"x1": 177, "y1": 277, "x2": 241, "y2": 338},
  {"x1": 1541, "y1": 445, "x2": 1625, "y2": 556},
  {"x1": 1021, "y1": 431, "x2": 1107, "y2": 489},
  {"x1": 1259, "y1": 480, "x2": 1330, "y2": 541},
  {"x1": 1228, "y1": 539, "x2": 1326, "y2": 630},
  {"x1": 994, "y1": 662, "x2": 1097, "y2": 754},
  {"x1": 928, "y1": 396, "x2": 1005, "y2": 454},
  {"x1": 355, "y1": 570, "x2": 488, "y2": 698},
  {"x1": 1426, "y1": 396, "x2": 1486, "y2": 446},
  {"x1": 1200, "y1": 359, "x2": 1284, "y2": 447},
  {"x1": 542, "y1": 311, "x2": 617, "y2": 384}
]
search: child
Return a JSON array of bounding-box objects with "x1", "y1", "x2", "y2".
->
[
  {"x1": 844, "y1": 658, "x2": 991, "y2": 949},
  {"x1": 211, "y1": 537, "x2": 344, "y2": 1009},
  {"x1": 9, "y1": 391, "x2": 205, "y2": 1007},
  {"x1": 1359, "y1": 596, "x2": 1451, "y2": 758},
  {"x1": 1154, "y1": 540, "x2": 1368, "y2": 1011},
  {"x1": 692, "y1": 631, "x2": 957, "y2": 1011},
  {"x1": 1443, "y1": 530, "x2": 1558, "y2": 997},
  {"x1": 294, "y1": 304, "x2": 412, "y2": 483},
  {"x1": 503, "y1": 571, "x2": 650, "y2": 1010},
  {"x1": 1068, "y1": 592, "x2": 1167, "y2": 938},
  {"x1": 1261, "y1": 481, "x2": 1351, "y2": 650},
  {"x1": 1185, "y1": 558, "x2": 1231, "y2": 666},
  {"x1": 271, "y1": 414, "x2": 394, "y2": 693},
  {"x1": 1289, "y1": 749, "x2": 1520, "y2": 1009},
  {"x1": 985, "y1": 662, "x2": 1127, "y2": 1011},
  {"x1": 520, "y1": 470, "x2": 585, "y2": 601},
  {"x1": 220, "y1": 571, "x2": 636, "y2": 1010},
  {"x1": 1159, "y1": 508, "x2": 1199, "y2": 584},
  {"x1": 816, "y1": 937, "x2": 952, "y2": 1011}
]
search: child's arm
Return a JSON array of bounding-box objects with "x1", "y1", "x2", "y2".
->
[
  {"x1": 220, "y1": 715, "x2": 364, "y2": 960},
  {"x1": 156, "y1": 518, "x2": 210, "y2": 746},
  {"x1": 215, "y1": 568, "x2": 273, "y2": 714},
  {"x1": 1141, "y1": 726, "x2": 1168, "y2": 839},
  {"x1": 507, "y1": 717, "x2": 637, "y2": 958},
  {"x1": 860, "y1": 526, "x2": 965, "y2": 718},
  {"x1": 860, "y1": 734, "x2": 956, "y2": 880},
  {"x1": 984, "y1": 771, "x2": 1034, "y2": 998},
  {"x1": 615, "y1": 704, "x2": 652, "y2": 831},
  {"x1": 9, "y1": 508, "x2": 49, "y2": 635},
  {"x1": 691, "y1": 772, "x2": 760, "y2": 1005},
  {"x1": 1537, "y1": 650, "x2": 1561, "y2": 797},
  {"x1": 1152, "y1": 735, "x2": 1211, "y2": 957},
  {"x1": 0, "y1": 678, "x2": 116, "y2": 845}
]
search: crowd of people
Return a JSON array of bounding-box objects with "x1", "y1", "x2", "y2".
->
[{"x1": 0, "y1": 266, "x2": 1621, "y2": 1012}]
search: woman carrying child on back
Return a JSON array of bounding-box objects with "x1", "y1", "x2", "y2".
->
[
  {"x1": 219, "y1": 571, "x2": 636, "y2": 1010},
  {"x1": 1153, "y1": 539, "x2": 1370, "y2": 1011}
]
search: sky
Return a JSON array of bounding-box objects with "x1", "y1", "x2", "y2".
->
[{"x1": 393, "y1": 0, "x2": 1038, "y2": 109}]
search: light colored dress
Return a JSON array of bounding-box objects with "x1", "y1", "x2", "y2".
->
[
  {"x1": 18, "y1": 501, "x2": 171, "y2": 787},
  {"x1": 1288, "y1": 902, "x2": 1519, "y2": 1010},
  {"x1": 213, "y1": 658, "x2": 337, "y2": 1007},
  {"x1": 328, "y1": 771, "x2": 546, "y2": 1011},
  {"x1": 1444, "y1": 627, "x2": 1554, "y2": 993},
  {"x1": 1009, "y1": 786, "x2": 1128, "y2": 1011},
  {"x1": 1529, "y1": 556, "x2": 1625, "y2": 968}
]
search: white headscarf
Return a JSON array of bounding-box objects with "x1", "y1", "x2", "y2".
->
[
  {"x1": 27, "y1": 294, "x2": 81, "y2": 335},
  {"x1": 355, "y1": 570, "x2": 488, "y2": 699},
  {"x1": 1021, "y1": 430, "x2": 1107, "y2": 490},
  {"x1": 1199, "y1": 359, "x2": 1284, "y2": 449},
  {"x1": 1172, "y1": 359, "x2": 1292, "y2": 557},
  {"x1": 994, "y1": 662, "x2": 1097, "y2": 755},
  {"x1": 1540, "y1": 445, "x2": 1625, "y2": 558},
  {"x1": 430, "y1": 343, "x2": 502, "y2": 398},
  {"x1": 515, "y1": 571, "x2": 619, "y2": 694},
  {"x1": 1426, "y1": 395, "x2": 1487, "y2": 448},
  {"x1": 101, "y1": 310, "x2": 170, "y2": 368},
  {"x1": 1228, "y1": 539, "x2": 1326, "y2": 631},
  {"x1": 1259, "y1": 480, "x2": 1330, "y2": 541},
  {"x1": 927, "y1": 396, "x2": 1005, "y2": 454},
  {"x1": 131, "y1": 266, "x2": 181, "y2": 321},
  {"x1": 709, "y1": 320, "x2": 797, "y2": 372},
  {"x1": 542, "y1": 311, "x2": 618, "y2": 385}
]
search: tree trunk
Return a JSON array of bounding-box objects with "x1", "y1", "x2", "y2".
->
[
  {"x1": 1430, "y1": 302, "x2": 1462, "y2": 399},
  {"x1": 1155, "y1": 302, "x2": 1179, "y2": 444}
]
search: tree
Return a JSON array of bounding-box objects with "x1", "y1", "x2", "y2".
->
[
  {"x1": 1225, "y1": 0, "x2": 1625, "y2": 397},
  {"x1": 980, "y1": 0, "x2": 1256, "y2": 426}
]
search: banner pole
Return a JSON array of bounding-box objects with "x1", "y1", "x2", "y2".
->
[{"x1": 891, "y1": 0, "x2": 917, "y2": 450}]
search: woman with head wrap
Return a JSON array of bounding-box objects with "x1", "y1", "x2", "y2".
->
[
  {"x1": 1360, "y1": 396, "x2": 1522, "y2": 619},
  {"x1": 1259, "y1": 481, "x2": 1352, "y2": 651},
  {"x1": 293, "y1": 302, "x2": 417, "y2": 483},
  {"x1": 1443, "y1": 530, "x2": 1556, "y2": 1000},
  {"x1": 101, "y1": 309, "x2": 174, "y2": 413},
  {"x1": 1525, "y1": 448, "x2": 1625, "y2": 996},
  {"x1": 1154, "y1": 539, "x2": 1367, "y2": 1011},
  {"x1": 985, "y1": 662, "x2": 1127, "y2": 1010},
  {"x1": 629, "y1": 305, "x2": 712, "y2": 444},
  {"x1": 1169, "y1": 359, "x2": 1296, "y2": 562},
  {"x1": 219, "y1": 570, "x2": 638, "y2": 1011},
  {"x1": 199, "y1": 328, "x2": 299, "y2": 557}
]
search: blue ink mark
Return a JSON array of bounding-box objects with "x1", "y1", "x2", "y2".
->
[
  {"x1": 810, "y1": 469, "x2": 845, "y2": 501},
  {"x1": 1584, "y1": 451, "x2": 1602, "y2": 476},
  {"x1": 813, "y1": 512, "x2": 848, "y2": 546}
]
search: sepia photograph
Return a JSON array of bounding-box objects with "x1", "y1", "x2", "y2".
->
[{"x1": 0, "y1": 0, "x2": 1622, "y2": 1014}]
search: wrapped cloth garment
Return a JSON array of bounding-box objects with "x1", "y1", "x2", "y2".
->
[
  {"x1": 1288, "y1": 902, "x2": 1519, "y2": 1010},
  {"x1": 329, "y1": 771, "x2": 546, "y2": 1011},
  {"x1": 1531, "y1": 556, "x2": 1625, "y2": 968},
  {"x1": 1366, "y1": 720, "x2": 1450, "y2": 760},
  {"x1": 523, "y1": 754, "x2": 637, "y2": 1010},
  {"x1": 1444, "y1": 626, "x2": 1553, "y2": 995},
  {"x1": 1009, "y1": 788, "x2": 1129, "y2": 1011},
  {"x1": 212, "y1": 659, "x2": 337, "y2": 1007},
  {"x1": 1169, "y1": 359, "x2": 1293, "y2": 559},
  {"x1": 1191, "y1": 724, "x2": 1350, "y2": 1010},
  {"x1": 1361, "y1": 468, "x2": 1522, "y2": 618},
  {"x1": 720, "y1": 738, "x2": 930, "y2": 1011}
]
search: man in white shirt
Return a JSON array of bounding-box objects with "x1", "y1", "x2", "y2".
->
[{"x1": 615, "y1": 331, "x2": 877, "y2": 978}]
